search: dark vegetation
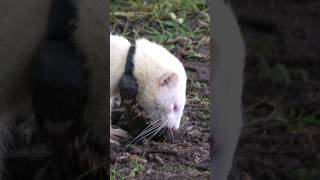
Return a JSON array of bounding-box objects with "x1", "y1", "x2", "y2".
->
[{"x1": 230, "y1": 0, "x2": 320, "y2": 179}]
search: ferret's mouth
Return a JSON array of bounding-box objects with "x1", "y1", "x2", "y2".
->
[{"x1": 112, "y1": 103, "x2": 176, "y2": 144}]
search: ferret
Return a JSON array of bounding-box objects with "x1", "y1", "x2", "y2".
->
[{"x1": 110, "y1": 35, "x2": 187, "y2": 144}]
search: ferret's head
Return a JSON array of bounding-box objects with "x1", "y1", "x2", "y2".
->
[{"x1": 133, "y1": 39, "x2": 187, "y2": 131}]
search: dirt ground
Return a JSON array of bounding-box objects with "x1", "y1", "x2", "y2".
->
[
  {"x1": 230, "y1": 0, "x2": 320, "y2": 179},
  {"x1": 110, "y1": 37, "x2": 210, "y2": 178},
  {"x1": 110, "y1": 67, "x2": 210, "y2": 179}
]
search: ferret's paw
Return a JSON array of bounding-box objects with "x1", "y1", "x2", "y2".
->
[
  {"x1": 110, "y1": 127, "x2": 128, "y2": 144},
  {"x1": 111, "y1": 128, "x2": 128, "y2": 138}
]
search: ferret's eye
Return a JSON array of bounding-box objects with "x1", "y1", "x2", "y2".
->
[{"x1": 173, "y1": 104, "x2": 178, "y2": 112}]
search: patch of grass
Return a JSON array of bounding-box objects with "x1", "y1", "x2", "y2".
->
[
  {"x1": 111, "y1": 0, "x2": 209, "y2": 61},
  {"x1": 110, "y1": 169, "x2": 125, "y2": 180},
  {"x1": 142, "y1": 20, "x2": 196, "y2": 43},
  {"x1": 299, "y1": 114, "x2": 320, "y2": 125},
  {"x1": 110, "y1": 155, "x2": 146, "y2": 179},
  {"x1": 289, "y1": 168, "x2": 320, "y2": 180},
  {"x1": 286, "y1": 107, "x2": 320, "y2": 132},
  {"x1": 128, "y1": 155, "x2": 145, "y2": 177},
  {"x1": 200, "y1": 95, "x2": 210, "y2": 105},
  {"x1": 111, "y1": 0, "x2": 207, "y2": 19}
]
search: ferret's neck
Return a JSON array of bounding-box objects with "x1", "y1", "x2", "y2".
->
[{"x1": 110, "y1": 35, "x2": 131, "y2": 96}]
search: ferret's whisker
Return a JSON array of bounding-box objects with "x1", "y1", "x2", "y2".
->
[
  {"x1": 129, "y1": 108, "x2": 158, "y2": 122},
  {"x1": 135, "y1": 123, "x2": 161, "y2": 139},
  {"x1": 131, "y1": 120, "x2": 164, "y2": 144},
  {"x1": 146, "y1": 110, "x2": 159, "y2": 120},
  {"x1": 169, "y1": 128, "x2": 175, "y2": 144},
  {"x1": 140, "y1": 119, "x2": 162, "y2": 132},
  {"x1": 133, "y1": 118, "x2": 161, "y2": 134},
  {"x1": 132, "y1": 122, "x2": 160, "y2": 140},
  {"x1": 157, "y1": 127, "x2": 165, "y2": 137},
  {"x1": 133, "y1": 128, "x2": 158, "y2": 144},
  {"x1": 147, "y1": 125, "x2": 165, "y2": 142},
  {"x1": 129, "y1": 112, "x2": 143, "y2": 122},
  {"x1": 147, "y1": 122, "x2": 166, "y2": 142},
  {"x1": 131, "y1": 110, "x2": 156, "y2": 124},
  {"x1": 129, "y1": 127, "x2": 159, "y2": 145},
  {"x1": 135, "y1": 121, "x2": 162, "y2": 138},
  {"x1": 127, "y1": 119, "x2": 162, "y2": 145}
]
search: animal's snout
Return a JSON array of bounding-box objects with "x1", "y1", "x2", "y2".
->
[
  {"x1": 166, "y1": 120, "x2": 180, "y2": 130},
  {"x1": 170, "y1": 127, "x2": 178, "y2": 131}
]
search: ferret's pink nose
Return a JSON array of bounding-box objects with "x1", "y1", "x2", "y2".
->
[
  {"x1": 167, "y1": 121, "x2": 180, "y2": 130},
  {"x1": 171, "y1": 126, "x2": 178, "y2": 131}
]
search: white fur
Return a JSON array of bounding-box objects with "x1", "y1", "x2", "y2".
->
[
  {"x1": 134, "y1": 38, "x2": 187, "y2": 130},
  {"x1": 110, "y1": 35, "x2": 187, "y2": 142},
  {"x1": 211, "y1": 0, "x2": 246, "y2": 179},
  {"x1": 110, "y1": 35, "x2": 131, "y2": 98}
]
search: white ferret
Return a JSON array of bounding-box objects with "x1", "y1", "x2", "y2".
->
[{"x1": 110, "y1": 35, "x2": 187, "y2": 144}]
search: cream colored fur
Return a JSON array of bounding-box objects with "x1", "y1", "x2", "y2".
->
[{"x1": 110, "y1": 35, "x2": 187, "y2": 143}]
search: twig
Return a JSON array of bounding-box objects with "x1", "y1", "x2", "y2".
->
[{"x1": 112, "y1": 11, "x2": 149, "y2": 18}]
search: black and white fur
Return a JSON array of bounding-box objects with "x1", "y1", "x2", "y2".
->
[{"x1": 0, "y1": 0, "x2": 107, "y2": 178}]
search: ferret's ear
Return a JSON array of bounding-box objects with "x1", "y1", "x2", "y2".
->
[{"x1": 159, "y1": 72, "x2": 178, "y2": 87}]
